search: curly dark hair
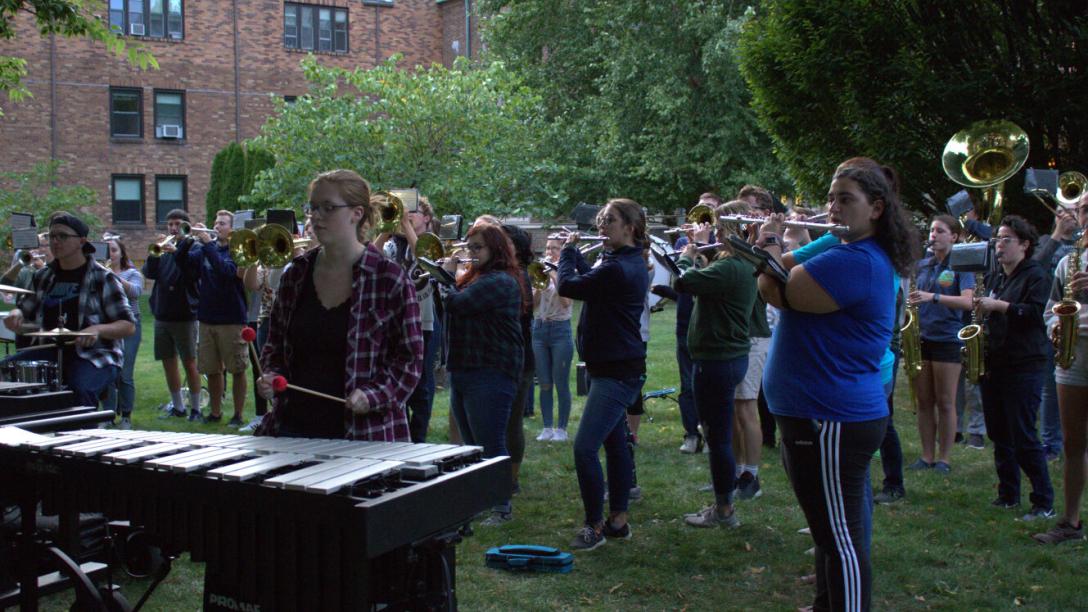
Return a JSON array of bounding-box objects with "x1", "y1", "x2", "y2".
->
[
  {"x1": 832, "y1": 157, "x2": 920, "y2": 276},
  {"x1": 999, "y1": 215, "x2": 1038, "y2": 259}
]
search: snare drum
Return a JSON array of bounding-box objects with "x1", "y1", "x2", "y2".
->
[{"x1": 8, "y1": 360, "x2": 59, "y2": 389}]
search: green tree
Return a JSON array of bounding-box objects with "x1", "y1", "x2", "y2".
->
[
  {"x1": 206, "y1": 142, "x2": 246, "y2": 223},
  {"x1": 206, "y1": 145, "x2": 227, "y2": 217},
  {"x1": 245, "y1": 55, "x2": 554, "y2": 220},
  {"x1": 737, "y1": 0, "x2": 1088, "y2": 221},
  {"x1": 0, "y1": 160, "x2": 98, "y2": 249},
  {"x1": 479, "y1": 0, "x2": 791, "y2": 213},
  {"x1": 241, "y1": 144, "x2": 276, "y2": 215},
  {"x1": 1, "y1": 0, "x2": 157, "y2": 115}
]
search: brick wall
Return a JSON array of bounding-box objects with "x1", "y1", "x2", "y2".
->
[{"x1": 0, "y1": 0, "x2": 464, "y2": 254}]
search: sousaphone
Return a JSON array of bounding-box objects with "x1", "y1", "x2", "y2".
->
[{"x1": 942, "y1": 119, "x2": 1030, "y2": 227}]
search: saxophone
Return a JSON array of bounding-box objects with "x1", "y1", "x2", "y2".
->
[
  {"x1": 958, "y1": 272, "x2": 986, "y2": 383},
  {"x1": 1054, "y1": 231, "x2": 1084, "y2": 369},
  {"x1": 900, "y1": 274, "x2": 923, "y2": 407}
]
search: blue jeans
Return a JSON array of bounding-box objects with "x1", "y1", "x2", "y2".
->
[
  {"x1": 407, "y1": 321, "x2": 439, "y2": 442},
  {"x1": 4, "y1": 348, "x2": 119, "y2": 409},
  {"x1": 981, "y1": 368, "x2": 1053, "y2": 509},
  {"x1": 104, "y1": 318, "x2": 142, "y2": 416},
  {"x1": 1039, "y1": 343, "x2": 1063, "y2": 454},
  {"x1": 573, "y1": 374, "x2": 642, "y2": 526},
  {"x1": 693, "y1": 356, "x2": 748, "y2": 505},
  {"x1": 878, "y1": 356, "x2": 905, "y2": 494},
  {"x1": 450, "y1": 367, "x2": 515, "y2": 513},
  {"x1": 676, "y1": 335, "x2": 698, "y2": 437},
  {"x1": 531, "y1": 319, "x2": 574, "y2": 430}
]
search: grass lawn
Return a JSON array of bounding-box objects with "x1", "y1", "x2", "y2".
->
[{"x1": 27, "y1": 296, "x2": 1087, "y2": 610}]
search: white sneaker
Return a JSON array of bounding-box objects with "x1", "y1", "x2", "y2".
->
[
  {"x1": 238, "y1": 417, "x2": 263, "y2": 433},
  {"x1": 679, "y1": 435, "x2": 699, "y2": 454},
  {"x1": 551, "y1": 429, "x2": 568, "y2": 442},
  {"x1": 536, "y1": 428, "x2": 554, "y2": 441}
]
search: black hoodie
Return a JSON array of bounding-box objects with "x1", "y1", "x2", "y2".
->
[{"x1": 983, "y1": 258, "x2": 1049, "y2": 372}]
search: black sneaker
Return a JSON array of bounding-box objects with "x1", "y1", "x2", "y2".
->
[
  {"x1": 966, "y1": 434, "x2": 985, "y2": 450},
  {"x1": 906, "y1": 458, "x2": 933, "y2": 471},
  {"x1": 736, "y1": 473, "x2": 762, "y2": 500},
  {"x1": 932, "y1": 461, "x2": 952, "y2": 475},
  {"x1": 228, "y1": 416, "x2": 244, "y2": 427},
  {"x1": 570, "y1": 524, "x2": 605, "y2": 551},
  {"x1": 991, "y1": 497, "x2": 1019, "y2": 510},
  {"x1": 1033, "y1": 520, "x2": 1085, "y2": 544},
  {"x1": 602, "y1": 520, "x2": 632, "y2": 540},
  {"x1": 873, "y1": 488, "x2": 904, "y2": 505},
  {"x1": 203, "y1": 412, "x2": 222, "y2": 423},
  {"x1": 187, "y1": 409, "x2": 205, "y2": 423},
  {"x1": 1020, "y1": 506, "x2": 1056, "y2": 522}
]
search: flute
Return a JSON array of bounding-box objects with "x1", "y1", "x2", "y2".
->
[{"x1": 718, "y1": 215, "x2": 848, "y2": 235}]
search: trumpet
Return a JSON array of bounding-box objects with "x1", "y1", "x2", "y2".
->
[
  {"x1": 372, "y1": 190, "x2": 404, "y2": 234},
  {"x1": 718, "y1": 215, "x2": 849, "y2": 235},
  {"x1": 1058, "y1": 171, "x2": 1088, "y2": 208},
  {"x1": 229, "y1": 224, "x2": 296, "y2": 268},
  {"x1": 687, "y1": 203, "x2": 716, "y2": 225},
  {"x1": 148, "y1": 222, "x2": 196, "y2": 257},
  {"x1": 414, "y1": 232, "x2": 446, "y2": 261},
  {"x1": 17, "y1": 250, "x2": 32, "y2": 266},
  {"x1": 527, "y1": 261, "x2": 554, "y2": 290}
]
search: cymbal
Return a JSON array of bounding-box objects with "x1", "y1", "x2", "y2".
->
[
  {"x1": 25, "y1": 327, "x2": 97, "y2": 338},
  {"x1": 0, "y1": 284, "x2": 33, "y2": 295}
]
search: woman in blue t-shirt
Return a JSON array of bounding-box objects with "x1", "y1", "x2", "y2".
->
[
  {"x1": 756, "y1": 157, "x2": 920, "y2": 612},
  {"x1": 907, "y1": 215, "x2": 975, "y2": 474}
]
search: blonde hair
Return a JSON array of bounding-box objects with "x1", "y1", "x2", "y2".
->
[{"x1": 308, "y1": 169, "x2": 374, "y2": 231}]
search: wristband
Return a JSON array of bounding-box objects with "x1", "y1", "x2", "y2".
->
[{"x1": 932, "y1": 293, "x2": 940, "y2": 304}]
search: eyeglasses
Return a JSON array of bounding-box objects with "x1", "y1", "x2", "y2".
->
[
  {"x1": 466, "y1": 244, "x2": 487, "y2": 252},
  {"x1": 47, "y1": 233, "x2": 79, "y2": 242},
  {"x1": 995, "y1": 236, "x2": 1020, "y2": 245},
  {"x1": 304, "y1": 202, "x2": 352, "y2": 216},
  {"x1": 597, "y1": 215, "x2": 620, "y2": 227}
]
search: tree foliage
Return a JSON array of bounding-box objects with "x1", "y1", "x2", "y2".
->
[
  {"x1": 478, "y1": 0, "x2": 791, "y2": 213},
  {"x1": 0, "y1": 0, "x2": 158, "y2": 115},
  {"x1": 0, "y1": 160, "x2": 98, "y2": 249},
  {"x1": 737, "y1": 0, "x2": 1088, "y2": 221},
  {"x1": 245, "y1": 55, "x2": 554, "y2": 220},
  {"x1": 205, "y1": 142, "x2": 248, "y2": 223}
]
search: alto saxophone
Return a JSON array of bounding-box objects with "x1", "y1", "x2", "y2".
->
[
  {"x1": 1054, "y1": 232, "x2": 1084, "y2": 369},
  {"x1": 900, "y1": 274, "x2": 923, "y2": 407},
  {"x1": 958, "y1": 273, "x2": 986, "y2": 384}
]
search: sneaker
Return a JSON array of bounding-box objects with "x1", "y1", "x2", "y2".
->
[
  {"x1": 736, "y1": 473, "x2": 763, "y2": 500},
  {"x1": 238, "y1": 417, "x2": 263, "y2": 433},
  {"x1": 906, "y1": 458, "x2": 933, "y2": 471},
  {"x1": 683, "y1": 505, "x2": 740, "y2": 528},
  {"x1": 1020, "y1": 506, "x2": 1056, "y2": 522},
  {"x1": 602, "y1": 520, "x2": 632, "y2": 540},
  {"x1": 679, "y1": 435, "x2": 700, "y2": 454},
  {"x1": 698, "y1": 483, "x2": 714, "y2": 493},
  {"x1": 873, "y1": 488, "x2": 904, "y2": 505},
  {"x1": 629, "y1": 485, "x2": 642, "y2": 502},
  {"x1": 966, "y1": 434, "x2": 985, "y2": 450},
  {"x1": 118, "y1": 417, "x2": 133, "y2": 431},
  {"x1": 991, "y1": 497, "x2": 1019, "y2": 510},
  {"x1": 551, "y1": 429, "x2": 568, "y2": 442},
  {"x1": 954, "y1": 432, "x2": 964, "y2": 444},
  {"x1": 932, "y1": 461, "x2": 952, "y2": 475},
  {"x1": 570, "y1": 525, "x2": 605, "y2": 551},
  {"x1": 1033, "y1": 520, "x2": 1085, "y2": 544},
  {"x1": 203, "y1": 412, "x2": 222, "y2": 424},
  {"x1": 479, "y1": 511, "x2": 512, "y2": 527},
  {"x1": 536, "y1": 428, "x2": 555, "y2": 442},
  {"x1": 228, "y1": 416, "x2": 244, "y2": 427},
  {"x1": 187, "y1": 410, "x2": 205, "y2": 423}
]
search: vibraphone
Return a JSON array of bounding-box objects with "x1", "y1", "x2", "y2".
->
[{"x1": 0, "y1": 429, "x2": 511, "y2": 611}]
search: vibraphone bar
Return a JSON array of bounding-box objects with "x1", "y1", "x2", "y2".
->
[{"x1": 1, "y1": 429, "x2": 511, "y2": 611}]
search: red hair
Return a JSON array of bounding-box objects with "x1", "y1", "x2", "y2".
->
[{"x1": 457, "y1": 223, "x2": 529, "y2": 312}]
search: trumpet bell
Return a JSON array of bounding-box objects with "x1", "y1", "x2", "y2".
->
[
  {"x1": 527, "y1": 261, "x2": 550, "y2": 290},
  {"x1": 229, "y1": 228, "x2": 260, "y2": 268},
  {"x1": 1058, "y1": 171, "x2": 1087, "y2": 207},
  {"x1": 687, "y1": 203, "x2": 716, "y2": 226},
  {"x1": 256, "y1": 224, "x2": 295, "y2": 268},
  {"x1": 372, "y1": 190, "x2": 405, "y2": 234},
  {"x1": 415, "y1": 232, "x2": 445, "y2": 261}
]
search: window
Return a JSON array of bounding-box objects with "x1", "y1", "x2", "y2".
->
[
  {"x1": 110, "y1": 0, "x2": 183, "y2": 38},
  {"x1": 112, "y1": 175, "x2": 145, "y2": 224},
  {"x1": 284, "y1": 3, "x2": 347, "y2": 53},
  {"x1": 153, "y1": 90, "x2": 185, "y2": 139},
  {"x1": 155, "y1": 176, "x2": 186, "y2": 223},
  {"x1": 110, "y1": 88, "x2": 142, "y2": 138}
]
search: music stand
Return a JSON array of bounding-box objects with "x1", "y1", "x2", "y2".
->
[
  {"x1": 416, "y1": 257, "x2": 457, "y2": 287},
  {"x1": 649, "y1": 243, "x2": 681, "y2": 278}
]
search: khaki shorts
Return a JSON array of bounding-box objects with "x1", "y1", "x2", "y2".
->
[
  {"x1": 735, "y1": 335, "x2": 770, "y2": 400},
  {"x1": 198, "y1": 323, "x2": 248, "y2": 374},
  {"x1": 1055, "y1": 335, "x2": 1088, "y2": 388}
]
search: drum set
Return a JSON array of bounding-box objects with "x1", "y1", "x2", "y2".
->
[{"x1": 2, "y1": 283, "x2": 95, "y2": 395}]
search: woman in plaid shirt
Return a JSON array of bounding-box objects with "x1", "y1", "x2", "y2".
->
[
  {"x1": 256, "y1": 170, "x2": 423, "y2": 440},
  {"x1": 440, "y1": 222, "x2": 528, "y2": 525}
]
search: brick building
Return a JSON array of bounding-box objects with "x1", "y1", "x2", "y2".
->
[{"x1": 0, "y1": 0, "x2": 480, "y2": 250}]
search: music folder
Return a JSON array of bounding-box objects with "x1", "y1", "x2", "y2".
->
[
  {"x1": 727, "y1": 236, "x2": 789, "y2": 284},
  {"x1": 415, "y1": 257, "x2": 457, "y2": 287}
]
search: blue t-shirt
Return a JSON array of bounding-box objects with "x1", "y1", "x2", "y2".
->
[
  {"x1": 765, "y1": 238, "x2": 893, "y2": 422},
  {"x1": 915, "y1": 255, "x2": 975, "y2": 343},
  {"x1": 792, "y1": 233, "x2": 898, "y2": 386}
]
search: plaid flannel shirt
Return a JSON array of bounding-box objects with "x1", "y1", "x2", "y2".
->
[
  {"x1": 260, "y1": 245, "x2": 423, "y2": 441},
  {"x1": 17, "y1": 258, "x2": 136, "y2": 369},
  {"x1": 443, "y1": 271, "x2": 524, "y2": 380}
]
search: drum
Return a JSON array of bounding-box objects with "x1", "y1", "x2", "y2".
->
[{"x1": 8, "y1": 360, "x2": 59, "y2": 389}]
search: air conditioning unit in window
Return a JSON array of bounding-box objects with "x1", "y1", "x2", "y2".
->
[
  {"x1": 157, "y1": 124, "x2": 183, "y2": 139},
  {"x1": 130, "y1": 23, "x2": 145, "y2": 36}
]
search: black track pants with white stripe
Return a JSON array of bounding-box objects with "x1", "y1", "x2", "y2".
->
[{"x1": 777, "y1": 415, "x2": 887, "y2": 612}]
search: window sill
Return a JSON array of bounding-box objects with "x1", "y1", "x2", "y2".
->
[
  {"x1": 154, "y1": 138, "x2": 187, "y2": 146},
  {"x1": 363, "y1": 0, "x2": 394, "y2": 6},
  {"x1": 110, "y1": 137, "x2": 144, "y2": 144},
  {"x1": 284, "y1": 47, "x2": 350, "y2": 57},
  {"x1": 115, "y1": 33, "x2": 185, "y2": 44}
]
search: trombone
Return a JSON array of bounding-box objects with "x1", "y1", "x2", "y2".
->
[
  {"x1": 527, "y1": 260, "x2": 558, "y2": 290},
  {"x1": 371, "y1": 190, "x2": 404, "y2": 234},
  {"x1": 664, "y1": 203, "x2": 718, "y2": 235},
  {"x1": 718, "y1": 215, "x2": 849, "y2": 235}
]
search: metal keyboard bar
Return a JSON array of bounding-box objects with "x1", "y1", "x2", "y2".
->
[
  {"x1": 262, "y1": 458, "x2": 361, "y2": 489},
  {"x1": 22, "y1": 434, "x2": 90, "y2": 449},
  {"x1": 146, "y1": 446, "x2": 245, "y2": 469},
  {"x1": 208, "y1": 454, "x2": 310, "y2": 481},
  {"x1": 55, "y1": 439, "x2": 142, "y2": 457},
  {"x1": 102, "y1": 443, "x2": 191, "y2": 464},
  {"x1": 168, "y1": 448, "x2": 254, "y2": 473},
  {"x1": 304, "y1": 460, "x2": 404, "y2": 495},
  {"x1": 324, "y1": 442, "x2": 415, "y2": 459},
  {"x1": 281, "y1": 460, "x2": 381, "y2": 492}
]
